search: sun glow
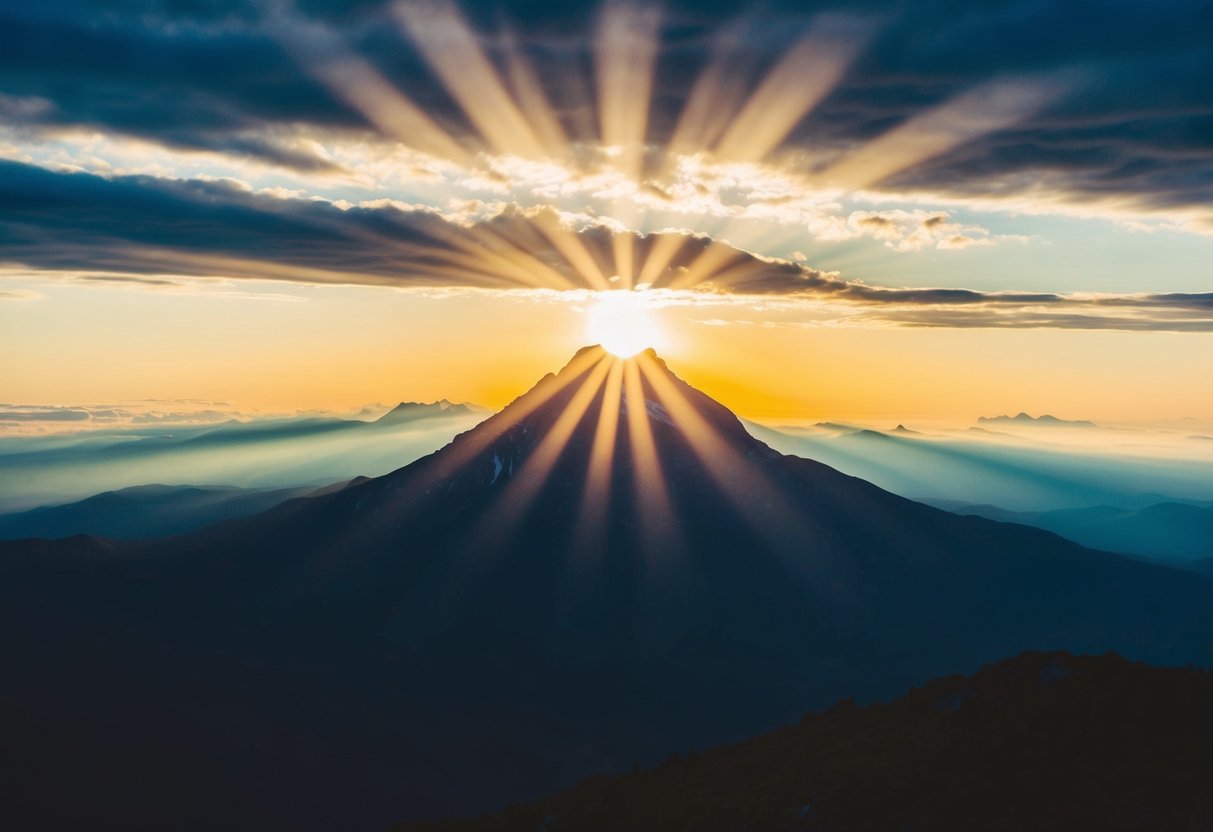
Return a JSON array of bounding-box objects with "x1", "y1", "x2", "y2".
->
[{"x1": 586, "y1": 291, "x2": 664, "y2": 358}]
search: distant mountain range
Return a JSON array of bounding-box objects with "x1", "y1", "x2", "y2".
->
[
  {"x1": 0, "y1": 399, "x2": 484, "y2": 512},
  {"x1": 749, "y1": 421, "x2": 1213, "y2": 512},
  {"x1": 929, "y1": 499, "x2": 1213, "y2": 565},
  {"x1": 376, "y1": 400, "x2": 480, "y2": 423},
  {"x1": 978, "y1": 412, "x2": 1096, "y2": 427},
  {"x1": 392, "y1": 651, "x2": 1211, "y2": 832},
  {"x1": 2, "y1": 347, "x2": 1211, "y2": 830},
  {"x1": 0, "y1": 483, "x2": 326, "y2": 540}
]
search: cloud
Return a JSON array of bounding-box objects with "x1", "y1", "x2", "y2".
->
[
  {"x1": 936, "y1": 235, "x2": 993, "y2": 250},
  {"x1": 0, "y1": 408, "x2": 92, "y2": 422},
  {"x1": 2, "y1": 159, "x2": 1209, "y2": 332},
  {"x1": 0, "y1": 0, "x2": 1207, "y2": 228},
  {"x1": 0, "y1": 159, "x2": 524, "y2": 289},
  {"x1": 129, "y1": 410, "x2": 236, "y2": 424},
  {"x1": 0, "y1": 160, "x2": 1018, "y2": 302},
  {"x1": 0, "y1": 401, "x2": 250, "y2": 434},
  {"x1": 79, "y1": 275, "x2": 181, "y2": 287},
  {"x1": 0, "y1": 7, "x2": 356, "y2": 171},
  {"x1": 875, "y1": 308, "x2": 1213, "y2": 333},
  {"x1": 841, "y1": 209, "x2": 1025, "y2": 251},
  {"x1": 0, "y1": 288, "x2": 41, "y2": 300}
]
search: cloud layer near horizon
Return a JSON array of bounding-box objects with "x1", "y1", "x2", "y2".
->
[{"x1": 2, "y1": 159, "x2": 1211, "y2": 331}]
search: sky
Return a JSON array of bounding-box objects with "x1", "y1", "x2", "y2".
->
[{"x1": 1, "y1": 0, "x2": 1212, "y2": 427}]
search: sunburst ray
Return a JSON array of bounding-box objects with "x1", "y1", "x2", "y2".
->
[
  {"x1": 393, "y1": 0, "x2": 547, "y2": 158},
  {"x1": 636, "y1": 352, "x2": 820, "y2": 570},
  {"x1": 459, "y1": 354, "x2": 614, "y2": 549}
]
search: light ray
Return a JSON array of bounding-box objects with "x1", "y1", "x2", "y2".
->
[
  {"x1": 435, "y1": 348, "x2": 608, "y2": 471},
  {"x1": 636, "y1": 352, "x2": 819, "y2": 563},
  {"x1": 686, "y1": 254, "x2": 795, "y2": 293},
  {"x1": 217, "y1": 197, "x2": 569, "y2": 291},
  {"x1": 393, "y1": 0, "x2": 547, "y2": 158},
  {"x1": 595, "y1": 1, "x2": 661, "y2": 179},
  {"x1": 611, "y1": 225, "x2": 636, "y2": 290},
  {"x1": 75, "y1": 245, "x2": 439, "y2": 289},
  {"x1": 817, "y1": 76, "x2": 1070, "y2": 190},
  {"x1": 375, "y1": 348, "x2": 612, "y2": 528},
  {"x1": 529, "y1": 211, "x2": 614, "y2": 291},
  {"x1": 411, "y1": 219, "x2": 579, "y2": 290},
  {"x1": 659, "y1": 239, "x2": 745, "y2": 290},
  {"x1": 462, "y1": 355, "x2": 614, "y2": 544},
  {"x1": 264, "y1": 3, "x2": 469, "y2": 163},
  {"x1": 500, "y1": 24, "x2": 571, "y2": 157},
  {"x1": 713, "y1": 16, "x2": 871, "y2": 163},
  {"x1": 412, "y1": 245, "x2": 563, "y2": 289},
  {"x1": 666, "y1": 24, "x2": 755, "y2": 158},
  {"x1": 636, "y1": 233, "x2": 689, "y2": 288},
  {"x1": 459, "y1": 222, "x2": 583, "y2": 290},
  {"x1": 570, "y1": 358, "x2": 625, "y2": 555},
  {"x1": 622, "y1": 358, "x2": 682, "y2": 555}
]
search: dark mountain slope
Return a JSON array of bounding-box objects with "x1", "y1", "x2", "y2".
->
[
  {"x1": 2, "y1": 347, "x2": 1211, "y2": 830},
  {"x1": 1188, "y1": 557, "x2": 1213, "y2": 578},
  {"x1": 394, "y1": 651, "x2": 1212, "y2": 832}
]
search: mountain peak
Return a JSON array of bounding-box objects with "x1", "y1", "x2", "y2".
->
[
  {"x1": 978, "y1": 412, "x2": 1096, "y2": 428},
  {"x1": 382, "y1": 344, "x2": 768, "y2": 530},
  {"x1": 566, "y1": 344, "x2": 662, "y2": 364},
  {"x1": 375, "y1": 399, "x2": 476, "y2": 423},
  {"x1": 508, "y1": 346, "x2": 738, "y2": 439},
  {"x1": 498, "y1": 346, "x2": 681, "y2": 425}
]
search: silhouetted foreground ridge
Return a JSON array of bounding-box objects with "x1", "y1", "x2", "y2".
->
[{"x1": 394, "y1": 651, "x2": 1212, "y2": 832}]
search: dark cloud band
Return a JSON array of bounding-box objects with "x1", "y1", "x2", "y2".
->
[
  {"x1": 1, "y1": 160, "x2": 1210, "y2": 332},
  {"x1": 0, "y1": 0, "x2": 1210, "y2": 217}
]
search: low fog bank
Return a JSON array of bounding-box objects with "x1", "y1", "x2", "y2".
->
[
  {"x1": 749, "y1": 419, "x2": 1213, "y2": 565},
  {"x1": 0, "y1": 407, "x2": 484, "y2": 513}
]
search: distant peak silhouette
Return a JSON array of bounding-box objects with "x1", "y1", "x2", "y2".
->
[
  {"x1": 375, "y1": 399, "x2": 478, "y2": 423},
  {"x1": 978, "y1": 412, "x2": 1096, "y2": 427}
]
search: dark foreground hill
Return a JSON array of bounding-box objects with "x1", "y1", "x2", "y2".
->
[
  {"x1": 394, "y1": 651, "x2": 1213, "y2": 832},
  {"x1": 2, "y1": 347, "x2": 1212, "y2": 830}
]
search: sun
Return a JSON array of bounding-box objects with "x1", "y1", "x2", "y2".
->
[{"x1": 586, "y1": 291, "x2": 664, "y2": 358}]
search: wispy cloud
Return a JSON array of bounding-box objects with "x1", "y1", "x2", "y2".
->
[
  {"x1": 839, "y1": 209, "x2": 1030, "y2": 252},
  {"x1": 0, "y1": 407, "x2": 93, "y2": 423},
  {"x1": 0, "y1": 287, "x2": 42, "y2": 300}
]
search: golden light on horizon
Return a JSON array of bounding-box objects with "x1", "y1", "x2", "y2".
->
[{"x1": 586, "y1": 291, "x2": 666, "y2": 358}]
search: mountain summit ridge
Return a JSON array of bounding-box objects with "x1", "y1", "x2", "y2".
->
[{"x1": 978, "y1": 412, "x2": 1096, "y2": 427}]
